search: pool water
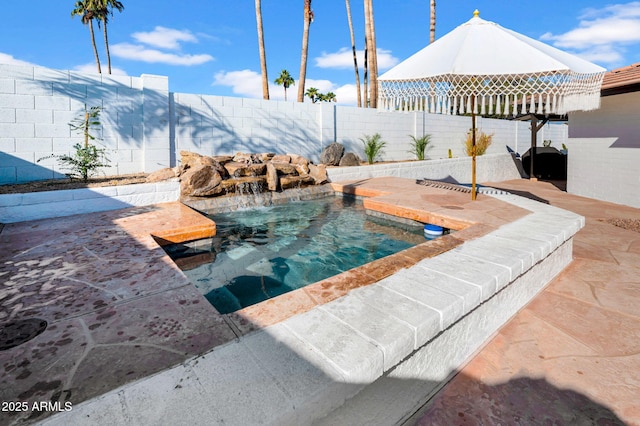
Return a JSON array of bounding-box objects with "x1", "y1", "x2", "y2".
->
[{"x1": 165, "y1": 196, "x2": 426, "y2": 314}]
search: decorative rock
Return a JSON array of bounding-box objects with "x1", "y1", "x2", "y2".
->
[
  {"x1": 178, "y1": 150, "x2": 324, "y2": 197},
  {"x1": 266, "y1": 162, "x2": 279, "y2": 191},
  {"x1": 180, "y1": 165, "x2": 223, "y2": 197},
  {"x1": 220, "y1": 176, "x2": 267, "y2": 194},
  {"x1": 294, "y1": 163, "x2": 310, "y2": 175},
  {"x1": 180, "y1": 151, "x2": 228, "y2": 178},
  {"x1": 233, "y1": 152, "x2": 261, "y2": 164},
  {"x1": 271, "y1": 162, "x2": 298, "y2": 175},
  {"x1": 280, "y1": 175, "x2": 315, "y2": 190},
  {"x1": 309, "y1": 163, "x2": 328, "y2": 184},
  {"x1": 289, "y1": 154, "x2": 309, "y2": 166},
  {"x1": 257, "y1": 153, "x2": 276, "y2": 162},
  {"x1": 145, "y1": 167, "x2": 178, "y2": 183},
  {"x1": 224, "y1": 162, "x2": 266, "y2": 177},
  {"x1": 271, "y1": 154, "x2": 291, "y2": 163},
  {"x1": 212, "y1": 155, "x2": 234, "y2": 165},
  {"x1": 320, "y1": 143, "x2": 345, "y2": 166},
  {"x1": 339, "y1": 152, "x2": 361, "y2": 167}
]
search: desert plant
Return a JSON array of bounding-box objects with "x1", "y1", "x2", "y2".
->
[
  {"x1": 463, "y1": 129, "x2": 493, "y2": 156},
  {"x1": 408, "y1": 134, "x2": 431, "y2": 160},
  {"x1": 38, "y1": 105, "x2": 110, "y2": 182},
  {"x1": 360, "y1": 133, "x2": 386, "y2": 164}
]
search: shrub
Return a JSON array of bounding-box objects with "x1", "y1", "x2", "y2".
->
[
  {"x1": 408, "y1": 134, "x2": 431, "y2": 160},
  {"x1": 463, "y1": 129, "x2": 493, "y2": 156},
  {"x1": 361, "y1": 133, "x2": 386, "y2": 164},
  {"x1": 38, "y1": 105, "x2": 110, "y2": 182}
]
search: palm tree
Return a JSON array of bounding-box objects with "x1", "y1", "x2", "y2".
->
[
  {"x1": 305, "y1": 87, "x2": 320, "y2": 103},
  {"x1": 297, "y1": 0, "x2": 313, "y2": 102},
  {"x1": 255, "y1": 0, "x2": 269, "y2": 99},
  {"x1": 364, "y1": 0, "x2": 378, "y2": 107},
  {"x1": 274, "y1": 69, "x2": 295, "y2": 101},
  {"x1": 71, "y1": 0, "x2": 101, "y2": 73},
  {"x1": 345, "y1": 0, "x2": 362, "y2": 107},
  {"x1": 323, "y1": 91, "x2": 337, "y2": 102},
  {"x1": 430, "y1": 0, "x2": 436, "y2": 44},
  {"x1": 95, "y1": 0, "x2": 124, "y2": 75}
]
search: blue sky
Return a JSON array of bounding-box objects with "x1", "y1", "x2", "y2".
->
[{"x1": 1, "y1": 1, "x2": 639, "y2": 105}]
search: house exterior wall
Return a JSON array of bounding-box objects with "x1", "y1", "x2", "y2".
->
[
  {"x1": 567, "y1": 91, "x2": 640, "y2": 208},
  {"x1": 1, "y1": 64, "x2": 567, "y2": 185}
]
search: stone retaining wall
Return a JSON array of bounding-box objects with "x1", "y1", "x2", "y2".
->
[{"x1": 0, "y1": 180, "x2": 180, "y2": 223}]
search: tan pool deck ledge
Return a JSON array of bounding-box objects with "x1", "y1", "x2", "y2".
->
[{"x1": 1, "y1": 177, "x2": 637, "y2": 425}]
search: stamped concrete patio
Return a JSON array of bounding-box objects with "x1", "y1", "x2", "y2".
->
[
  {"x1": 0, "y1": 178, "x2": 638, "y2": 425},
  {"x1": 409, "y1": 179, "x2": 640, "y2": 425}
]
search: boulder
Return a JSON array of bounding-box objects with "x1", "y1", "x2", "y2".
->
[
  {"x1": 320, "y1": 143, "x2": 345, "y2": 166},
  {"x1": 180, "y1": 165, "x2": 223, "y2": 197},
  {"x1": 233, "y1": 152, "x2": 262, "y2": 164},
  {"x1": 224, "y1": 162, "x2": 266, "y2": 177},
  {"x1": 294, "y1": 163, "x2": 310, "y2": 175},
  {"x1": 308, "y1": 163, "x2": 328, "y2": 184},
  {"x1": 257, "y1": 152, "x2": 276, "y2": 162},
  {"x1": 289, "y1": 154, "x2": 310, "y2": 166},
  {"x1": 212, "y1": 155, "x2": 234, "y2": 165},
  {"x1": 271, "y1": 154, "x2": 291, "y2": 163},
  {"x1": 266, "y1": 162, "x2": 279, "y2": 191},
  {"x1": 271, "y1": 162, "x2": 298, "y2": 175},
  {"x1": 180, "y1": 151, "x2": 228, "y2": 178},
  {"x1": 145, "y1": 167, "x2": 178, "y2": 183},
  {"x1": 280, "y1": 175, "x2": 315, "y2": 190},
  {"x1": 339, "y1": 152, "x2": 361, "y2": 167}
]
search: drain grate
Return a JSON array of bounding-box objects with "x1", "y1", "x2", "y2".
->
[
  {"x1": 416, "y1": 179, "x2": 511, "y2": 195},
  {"x1": 1, "y1": 318, "x2": 48, "y2": 351}
]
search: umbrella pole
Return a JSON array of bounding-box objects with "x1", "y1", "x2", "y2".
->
[{"x1": 471, "y1": 96, "x2": 477, "y2": 200}]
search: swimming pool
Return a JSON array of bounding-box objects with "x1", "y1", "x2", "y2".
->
[{"x1": 165, "y1": 196, "x2": 427, "y2": 314}]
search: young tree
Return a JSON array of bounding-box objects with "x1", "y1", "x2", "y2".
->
[
  {"x1": 345, "y1": 0, "x2": 362, "y2": 107},
  {"x1": 95, "y1": 0, "x2": 124, "y2": 75},
  {"x1": 71, "y1": 0, "x2": 101, "y2": 73},
  {"x1": 297, "y1": 0, "x2": 313, "y2": 102},
  {"x1": 255, "y1": 0, "x2": 270, "y2": 99},
  {"x1": 274, "y1": 70, "x2": 295, "y2": 101}
]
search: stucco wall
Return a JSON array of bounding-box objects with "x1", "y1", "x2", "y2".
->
[
  {"x1": 1, "y1": 64, "x2": 567, "y2": 185},
  {"x1": 567, "y1": 91, "x2": 640, "y2": 208}
]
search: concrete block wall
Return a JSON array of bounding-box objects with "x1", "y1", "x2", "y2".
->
[
  {"x1": 567, "y1": 92, "x2": 640, "y2": 209},
  {"x1": 172, "y1": 93, "x2": 322, "y2": 162},
  {"x1": 0, "y1": 63, "x2": 568, "y2": 185},
  {"x1": 326, "y1": 153, "x2": 523, "y2": 184},
  {"x1": 0, "y1": 65, "x2": 171, "y2": 184}
]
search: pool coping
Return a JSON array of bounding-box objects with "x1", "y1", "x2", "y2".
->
[{"x1": 40, "y1": 177, "x2": 585, "y2": 425}]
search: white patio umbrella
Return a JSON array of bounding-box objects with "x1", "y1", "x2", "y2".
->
[{"x1": 378, "y1": 10, "x2": 606, "y2": 199}]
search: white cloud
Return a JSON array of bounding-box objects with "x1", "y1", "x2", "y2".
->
[
  {"x1": 315, "y1": 48, "x2": 399, "y2": 71},
  {"x1": 132, "y1": 26, "x2": 198, "y2": 50},
  {"x1": 540, "y1": 2, "x2": 640, "y2": 66},
  {"x1": 73, "y1": 63, "x2": 128, "y2": 75},
  {"x1": 111, "y1": 43, "x2": 213, "y2": 66},
  {"x1": 213, "y1": 69, "x2": 263, "y2": 98},
  {"x1": 0, "y1": 53, "x2": 36, "y2": 66}
]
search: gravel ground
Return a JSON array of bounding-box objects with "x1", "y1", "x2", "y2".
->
[
  {"x1": 0, "y1": 174, "x2": 149, "y2": 194},
  {"x1": 602, "y1": 218, "x2": 640, "y2": 233}
]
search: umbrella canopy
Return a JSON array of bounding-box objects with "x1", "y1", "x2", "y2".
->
[{"x1": 378, "y1": 10, "x2": 606, "y2": 116}]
